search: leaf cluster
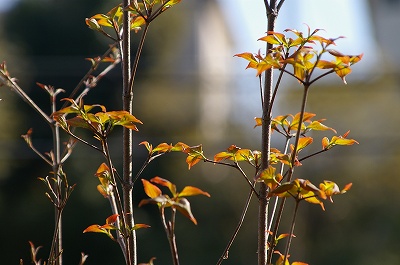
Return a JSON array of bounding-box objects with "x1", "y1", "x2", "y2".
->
[{"x1": 235, "y1": 26, "x2": 363, "y2": 84}]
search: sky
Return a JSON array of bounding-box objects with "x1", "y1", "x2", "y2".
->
[
  {"x1": 217, "y1": 0, "x2": 377, "y2": 73},
  {"x1": 0, "y1": 0, "x2": 15, "y2": 12}
]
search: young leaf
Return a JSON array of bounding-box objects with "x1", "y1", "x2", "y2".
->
[
  {"x1": 142, "y1": 179, "x2": 162, "y2": 199},
  {"x1": 182, "y1": 145, "x2": 204, "y2": 169},
  {"x1": 152, "y1": 143, "x2": 173, "y2": 153},
  {"x1": 319, "y1": 181, "x2": 352, "y2": 202},
  {"x1": 140, "y1": 141, "x2": 153, "y2": 153},
  {"x1": 139, "y1": 257, "x2": 156, "y2": 265},
  {"x1": 291, "y1": 137, "x2": 313, "y2": 153},
  {"x1": 173, "y1": 197, "x2": 198, "y2": 225},
  {"x1": 178, "y1": 186, "x2": 211, "y2": 198},
  {"x1": 257, "y1": 165, "x2": 282, "y2": 190},
  {"x1": 132, "y1": 223, "x2": 151, "y2": 230},
  {"x1": 306, "y1": 120, "x2": 337, "y2": 133},
  {"x1": 150, "y1": 176, "x2": 177, "y2": 196}
]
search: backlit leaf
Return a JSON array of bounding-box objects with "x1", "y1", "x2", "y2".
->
[
  {"x1": 140, "y1": 141, "x2": 153, "y2": 153},
  {"x1": 173, "y1": 198, "x2": 198, "y2": 225},
  {"x1": 291, "y1": 137, "x2": 313, "y2": 153},
  {"x1": 83, "y1": 224, "x2": 107, "y2": 234},
  {"x1": 150, "y1": 176, "x2": 177, "y2": 196},
  {"x1": 138, "y1": 257, "x2": 156, "y2": 265},
  {"x1": 105, "y1": 214, "x2": 119, "y2": 224},
  {"x1": 258, "y1": 165, "x2": 283, "y2": 190},
  {"x1": 178, "y1": 186, "x2": 210, "y2": 198},
  {"x1": 322, "y1": 137, "x2": 329, "y2": 150},
  {"x1": 139, "y1": 195, "x2": 170, "y2": 207},
  {"x1": 152, "y1": 143, "x2": 173, "y2": 153},
  {"x1": 306, "y1": 120, "x2": 337, "y2": 133},
  {"x1": 95, "y1": 163, "x2": 111, "y2": 187},
  {"x1": 254, "y1": 117, "x2": 262, "y2": 128},
  {"x1": 171, "y1": 142, "x2": 190, "y2": 152},
  {"x1": 107, "y1": 110, "x2": 143, "y2": 131},
  {"x1": 182, "y1": 145, "x2": 204, "y2": 169},
  {"x1": 142, "y1": 179, "x2": 162, "y2": 198},
  {"x1": 132, "y1": 224, "x2": 151, "y2": 230},
  {"x1": 131, "y1": 16, "x2": 146, "y2": 33}
]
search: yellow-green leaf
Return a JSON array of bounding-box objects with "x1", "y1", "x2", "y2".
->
[{"x1": 178, "y1": 186, "x2": 210, "y2": 198}]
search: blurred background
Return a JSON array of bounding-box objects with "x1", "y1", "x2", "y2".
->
[{"x1": 0, "y1": 0, "x2": 399, "y2": 264}]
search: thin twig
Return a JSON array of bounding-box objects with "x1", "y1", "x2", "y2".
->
[{"x1": 216, "y1": 183, "x2": 255, "y2": 265}]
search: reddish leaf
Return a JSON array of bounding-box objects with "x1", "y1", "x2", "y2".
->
[
  {"x1": 150, "y1": 176, "x2": 177, "y2": 196},
  {"x1": 105, "y1": 214, "x2": 119, "y2": 224},
  {"x1": 83, "y1": 224, "x2": 106, "y2": 234}
]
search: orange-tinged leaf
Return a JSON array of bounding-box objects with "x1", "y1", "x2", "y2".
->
[
  {"x1": 152, "y1": 143, "x2": 173, "y2": 153},
  {"x1": 171, "y1": 142, "x2": 189, "y2": 152},
  {"x1": 131, "y1": 16, "x2": 146, "y2": 33},
  {"x1": 150, "y1": 176, "x2": 176, "y2": 196},
  {"x1": 258, "y1": 34, "x2": 283, "y2": 45},
  {"x1": 234, "y1": 52, "x2": 257, "y2": 64},
  {"x1": 132, "y1": 223, "x2": 151, "y2": 230},
  {"x1": 319, "y1": 181, "x2": 352, "y2": 202},
  {"x1": 100, "y1": 224, "x2": 117, "y2": 230},
  {"x1": 213, "y1": 151, "x2": 232, "y2": 162},
  {"x1": 276, "y1": 233, "x2": 295, "y2": 241},
  {"x1": 292, "y1": 262, "x2": 309, "y2": 265},
  {"x1": 183, "y1": 145, "x2": 204, "y2": 169},
  {"x1": 322, "y1": 137, "x2": 329, "y2": 149},
  {"x1": 138, "y1": 257, "x2": 156, "y2": 265},
  {"x1": 106, "y1": 214, "x2": 119, "y2": 224},
  {"x1": 303, "y1": 193, "x2": 325, "y2": 210},
  {"x1": 254, "y1": 117, "x2": 262, "y2": 128},
  {"x1": 178, "y1": 186, "x2": 210, "y2": 198},
  {"x1": 234, "y1": 148, "x2": 253, "y2": 161},
  {"x1": 269, "y1": 182, "x2": 295, "y2": 197},
  {"x1": 83, "y1": 224, "x2": 106, "y2": 234},
  {"x1": 292, "y1": 137, "x2": 313, "y2": 153},
  {"x1": 97, "y1": 185, "x2": 108, "y2": 198},
  {"x1": 95, "y1": 163, "x2": 110, "y2": 179},
  {"x1": 107, "y1": 110, "x2": 143, "y2": 130},
  {"x1": 140, "y1": 141, "x2": 152, "y2": 153},
  {"x1": 142, "y1": 179, "x2": 162, "y2": 198},
  {"x1": 342, "y1": 182, "x2": 353, "y2": 192},
  {"x1": 186, "y1": 155, "x2": 202, "y2": 169},
  {"x1": 330, "y1": 136, "x2": 359, "y2": 146},
  {"x1": 316, "y1": 60, "x2": 336, "y2": 69},
  {"x1": 92, "y1": 14, "x2": 113, "y2": 27},
  {"x1": 173, "y1": 198, "x2": 197, "y2": 225},
  {"x1": 306, "y1": 120, "x2": 337, "y2": 133},
  {"x1": 335, "y1": 66, "x2": 352, "y2": 84},
  {"x1": 258, "y1": 166, "x2": 282, "y2": 190}
]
